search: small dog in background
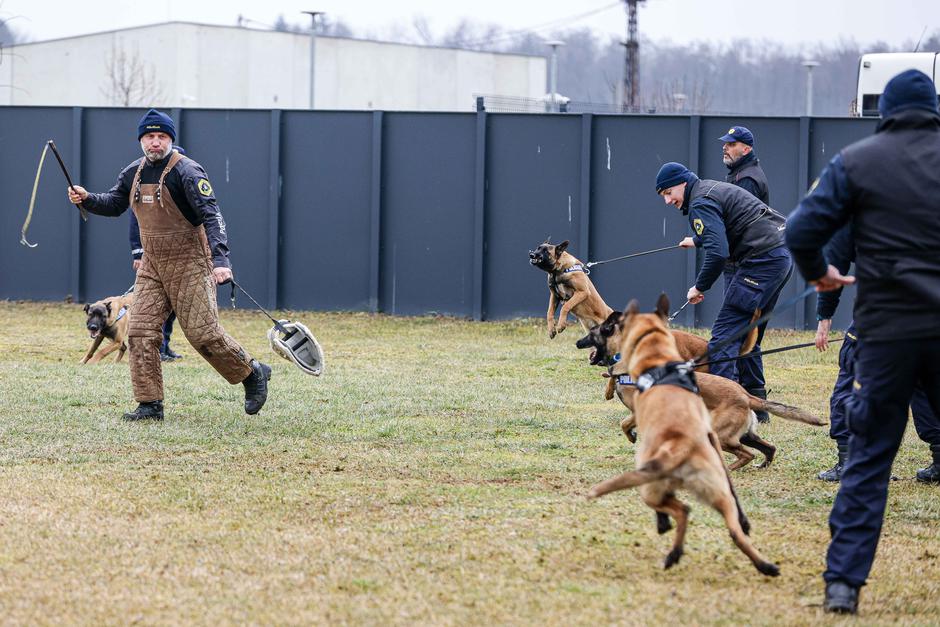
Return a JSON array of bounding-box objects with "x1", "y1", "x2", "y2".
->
[
  {"x1": 81, "y1": 293, "x2": 134, "y2": 364},
  {"x1": 529, "y1": 239, "x2": 612, "y2": 339}
]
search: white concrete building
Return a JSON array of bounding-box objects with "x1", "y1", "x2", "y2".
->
[{"x1": 0, "y1": 22, "x2": 547, "y2": 110}]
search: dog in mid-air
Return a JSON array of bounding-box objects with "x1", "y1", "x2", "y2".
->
[
  {"x1": 577, "y1": 309, "x2": 824, "y2": 469},
  {"x1": 81, "y1": 293, "x2": 134, "y2": 364},
  {"x1": 528, "y1": 239, "x2": 612, "y2": 339},
  {"x1": 586, "y1": 295, "x2": 780, "y2": 576}
]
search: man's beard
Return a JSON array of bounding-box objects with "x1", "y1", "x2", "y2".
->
[{"x1": 141, "y1": 141, "x2": 173, "y2": 163}]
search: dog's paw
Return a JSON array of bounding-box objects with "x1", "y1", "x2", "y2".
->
[
  {"x1": 756, "y1": 561, "x2": 780, "y2": 577},
  {"x1": 656, "y1": 512, "x2": 673, "y2": 535},
  {"x1": 555, "y1": 324, "x2": 567, "y2": 335},
  {"x1": 663, "y1": 546, "x2": 684, "y2": 569},
  {"x1": 547, "y1": 327, "x2": 557, "y2": 339}
]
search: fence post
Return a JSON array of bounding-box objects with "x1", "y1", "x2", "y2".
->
[
  {"x1": 578, "y1": 114, "x2": 592, "y2": 263},
  {"x1": 267, "y1": 110, "x2": 281, "y2": 309},
  {"x1": 369, "y1": 111, "x2": 383, "y2": 313},
  {"x1": 685, "y1": 115, "x2": 701, "y2": 328},
  {"x1": 70, "y1": 107, "x2": 83, "y2": 303},
  {"x1": 796, "y1": 116, "x2": 812, "y2": 330},
  {"x1": 472, "y1": 108, "x2": 487, "y2": 321},
  {"x1": 475, "y1": 96, "x2": 485, "y2": 112}
]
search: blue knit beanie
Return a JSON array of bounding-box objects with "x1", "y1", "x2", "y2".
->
[
  {"x1": 655, "y1": 162, "x2": 692, "y2": 192},
  {"x1": 878, "y1": 69, "x2": 939, "y2": 118},
  {"x1": 137, "y1": 108, "x2": 176, "y2": 141}
]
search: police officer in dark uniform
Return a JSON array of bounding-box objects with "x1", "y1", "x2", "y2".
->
[
  {"x1": 786, "y1": 69, "x2": 940, "y2": 614},
  {"x1": 719, "y1": 125, "x2": 770, "y2": 205},
  {"x1": 813, "y1": 225, "x2": 940, "y2": 482},
  {"x1": 656, "y1": 162, "x2": 792, "y2": 420}
]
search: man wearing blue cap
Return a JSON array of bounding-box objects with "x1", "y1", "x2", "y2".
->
[
  {"x1": 786, "y1": 69, "x2": 940, "y2": 614},
  {"x1": 655, "y1": 161, "x2": 792, "y2": 423},
  {"x1": 719, "y1": 125, "x2": 770, "y2": 205},
  {"x1": 67, "y1": 109, "x2": 272, "y2": 421}
]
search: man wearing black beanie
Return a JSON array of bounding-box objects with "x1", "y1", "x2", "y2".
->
[
  {"x1": 655, "y1": 161, "x2": 792, "y2": 423},
  {"x1": 66, "y1": 109, "x2": 272, "y2": 421},
  {"x1": 786, "y1": 69, "x2": 940, "y2": 615}
]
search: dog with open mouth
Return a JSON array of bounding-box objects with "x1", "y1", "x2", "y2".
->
[
  {"x1": 577, "y1": 308, "x2": 824, "y2": 469},
  {"x1": 528, "y1": 239, "x2": 612, "y2": 339},
  {"x1": 81, "y1": 293, "x2": 135, "y2": 364}
]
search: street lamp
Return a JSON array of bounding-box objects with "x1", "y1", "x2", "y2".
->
[
  {"x1": 302, "y1": 11, "x2": 324, "y2": 109},
  {"x1": 545, "y1": 40, "x2": 565, "y2": 112},
  {"x1": 802, "y1": 60, "x2": 820, "y2": 116}
]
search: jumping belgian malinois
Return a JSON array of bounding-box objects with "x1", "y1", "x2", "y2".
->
[
  {"x1": 577, "y1": 309, "x2": 824, "y2": 469},
  {"x1": 528, "y1": 239, "x2": 612, "y2": 339},
  {"x1": 587, "y1": 294, "x2": 779, "y2": 576},
  {"x1": 81, "y1": 293, "x2": 135, "y2": 364}
]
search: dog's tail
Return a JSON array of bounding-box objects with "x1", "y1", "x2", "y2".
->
[
  {"x1": 587, "y1": 439, "x2": 693, "y2": 499},
  {"x1": 747, "y1": 395, "x2": 827, "y2": 426},
  {"x1": 739, "y1": 309, "x2": 762, "y2": 355}
]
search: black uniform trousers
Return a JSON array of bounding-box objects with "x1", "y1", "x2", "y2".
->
[
  {"x1": 828, "y1": 323, "x2": 940, "y2": 446},
  {"x1": 825, "y1": 336, "x2": 940, "y2": 588}
]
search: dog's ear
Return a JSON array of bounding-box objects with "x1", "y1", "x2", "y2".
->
[
  {"x1": 83, "y1": 303, "x2": 90, "y2": 314},
  {"x1": 620, "y1": 299, "x2": 639, "y2": 324},
  {"x1": 105, "y1": 302, "x2": 112, "y2": 314},
  {"x1": 655, "y1": 293, "x2": 670, "y2": 320},
  {"x1": 556, "y1": 240, "x2": 569, "y2": 255}
]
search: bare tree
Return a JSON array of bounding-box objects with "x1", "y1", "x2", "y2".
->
[
  {"x1": 649, "y1": 76, "x2": 712, "y2": 113},
  {"x1": 100, "y1": 41, "x2": 166, "y2": 107}
]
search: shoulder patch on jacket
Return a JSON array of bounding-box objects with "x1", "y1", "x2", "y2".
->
[
  {"x1": 693, "y1": 218, "x2": 704, "y2": 235},
  {"x1": 197, "y1": 178, "x2": 213, "y2": 197}
]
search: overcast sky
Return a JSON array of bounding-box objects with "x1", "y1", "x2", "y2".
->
[{"x1": 2, "y1": 0, "x2": 935, "y2": 49}]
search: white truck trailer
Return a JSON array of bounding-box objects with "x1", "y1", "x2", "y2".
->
[{"x1": 855, "y1": 52, "x2": 940, "y2": 116}]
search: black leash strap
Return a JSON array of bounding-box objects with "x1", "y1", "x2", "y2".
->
[
  {"x1": 691, "y1": 284, "x2": 817, "y2": 367},
  {"x1": 695, "y1": 336, "x2": 846, "y2": 369},
  {"x1": 668, "y1": 300, "x2": 690, "y2": 322},
  {"x1": 585, "y1": 244, "x2": 681, "y2": 269},
  {"x1": 47, "y1": 140, "x2": 89, "y2": 221},
  {"x1": 228, "y1": 279, "x2": 289, "y2": 334}
]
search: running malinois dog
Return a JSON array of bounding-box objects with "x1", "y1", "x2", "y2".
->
[
  {"x1": 587, "y1": 294, "x2": 780, "y2": 576},
  {"x1": 577, "y1": 309, "x2": 825, "y2": 469},
  {"x1": 81, "y1": 293, "x2": 135, "y2": 364},
  {"x1": 528, "y1": 239, "x2": 611, "y2": 339}
]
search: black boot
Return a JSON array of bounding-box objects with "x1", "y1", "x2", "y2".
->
[
  {"x1": 748, "y1": 387, "x2": 770, "y2": 423},
  {"x1": 817, "y1": 443, "x2": 848, "y2": 482},
  {"x1": 242, "y1": 360, "x2": 272, "y2": 415},
  {"x1": 122, "y1": 400, "x2": 164, "y2": 421},
  {"x1": 160, "y1": 346, "x2": 182, "y2": 362},
  {"x1": 915, "y1": 443, "x2": 940, "y2": 483},
  {"x1": 824, "y1": 580, "x2": 859, "y2": 614}
]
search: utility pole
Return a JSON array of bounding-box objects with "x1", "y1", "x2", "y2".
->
[
  {"x1": 622, "y1": 0, "x2": 646, "y2": 112},
  {"x1": 802, "y1": 60, "x2": 819, "y2": 116},
  {"x1": 545, "y1": 40, "x2": 565, "y2": 112},
  {"x1": 302, "y1": 11, "x2": 324, "y2": 109}
]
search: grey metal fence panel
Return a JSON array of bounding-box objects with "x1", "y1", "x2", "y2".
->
[
  {"x1": 380, "y1": 113, "x2": 477, "y2": 317},
  {"x1": 589, "y1": 115, "x2": 692, "y2": 316},
  {"x1": 279, "y1": 111, "x2": 374, "y2": 311},
  {"x1": 484, "y1": 113, "x2": 583, "y2": 319},
  {"x1": 180, "y1": 110, "x2": 272, "y2": 309},
  {"x1": 1, "y1": 106, "x2": 882, "y2": 329},
  {"x1": 0, "y1": 108, "x2": 76, "y2": 300},
  {"x1": 80, "y1": 108, "x2": 150, "y2": 301}
]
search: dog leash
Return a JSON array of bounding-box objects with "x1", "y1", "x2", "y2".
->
[
  {"x1": 668, "y1": 300, "x2": 690, "y2": 322},
  {"x1": 694, "y1": 336, "x2": 846, "y2": 369},
  {"x1": 689, "y1": 284, "x2": 818, "y2": 368},
  {"x1": 227, "y1": 279, "x2": 289, "y2": 334},
  {"x1": 585, "y1": 244, "x2": 682, "y2": 269}
]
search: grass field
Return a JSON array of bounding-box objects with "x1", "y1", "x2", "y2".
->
[{"x1": 0, "y1": 300, "x2": 937, "y2": 625}]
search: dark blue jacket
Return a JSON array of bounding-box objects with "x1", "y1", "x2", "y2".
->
[
  {"x1": 787, "y1": 107, "x2": 940, "y2": 340},
  {"x1": 683, "y1": 176, "x2": 787, "y2": 291},
  {"x1": 815, "y1": 225, "x2": 854, "y2": 320},
  {"x1": 726, "y1": 151, "x2": 770, "y2": 205},
  {"x1": 87, "y1": 150, "x2": 231, "y2": 269}
]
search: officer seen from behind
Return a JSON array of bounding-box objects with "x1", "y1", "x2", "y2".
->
[{"x1": 786, "y1": 69, "x2": 940, "y2": 615}]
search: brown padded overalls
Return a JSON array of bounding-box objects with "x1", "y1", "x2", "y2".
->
[{"x1": 127, "y1": 150, "x2": 253, "y2": 402}]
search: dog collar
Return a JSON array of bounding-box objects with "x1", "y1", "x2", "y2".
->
[
  {"x1": 563, "y1": 264, "x2": 589, "y2": 275},
  {"x1": 636, "y1": 361, "x2": 698, "y2": 395}
]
